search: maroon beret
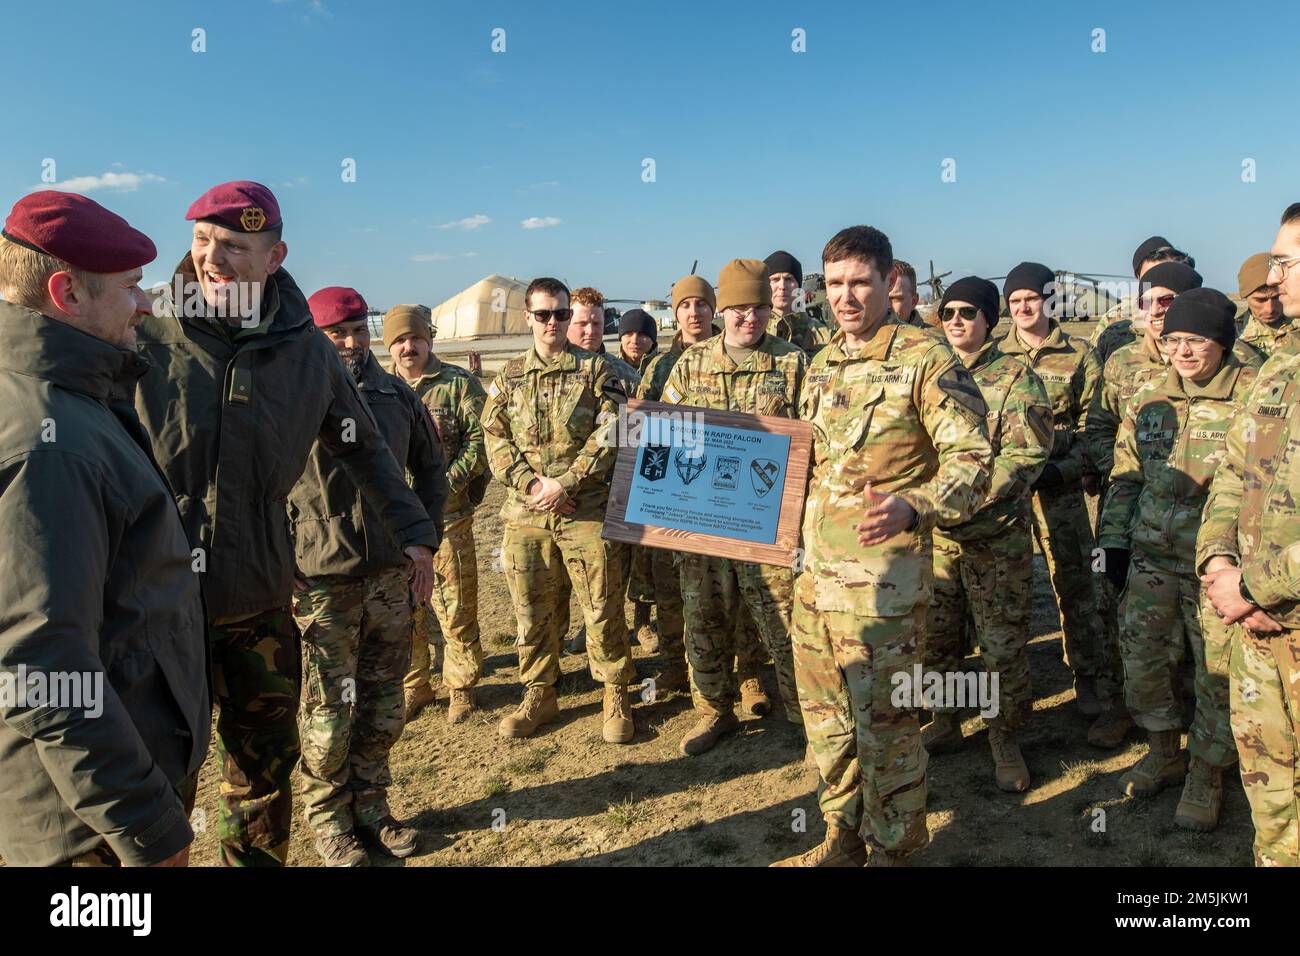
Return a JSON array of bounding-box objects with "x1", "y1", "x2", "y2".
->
[
  {"x1": 185, "y1": 180, "x2": 282, "y2": 233},
  {"x1": 308, "y1": 286, "x2": 369, "y2": 328},
  {"x1": 2, "y1": 190, "x2": 157, "y2": 273}
]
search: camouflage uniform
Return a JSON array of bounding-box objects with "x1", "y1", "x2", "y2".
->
[
  {"x1": 1197, "y1": 350, "x2": 1300, "y2": 866},
  {"x1": 481, "y1": 343, "x2": 633, "y2": 690},
  {"x1": 924, "y1": 341, "x2": 1053, "y2": 730},
  {"x1": 1100, "y1": 359, "x2": 1259, "y2": 765},
  {"x1": 902, "y1": 308, "x2": 946, "y2": 339},
  {"x1": 661, "y1": 333, "x2": 806, "y2": 720},
  {"x1": 293, "y1": 569, "x2": 413, "y2": 835},
  {"x1": 998, "y1": 321, "x2": 1117, "y2": 699},
  {"x1": 768, "y1": 309, "x2": 832, "y2": 359},
  {"x1": 1238, "y1": 313, "x2": 1300, "y2": 358},
  {"x1": 401, "y1": 356, "x2": 489, "y2": 694},
  {"x1": 797, "y1": 319, "x2": 993, "y2": 855}
]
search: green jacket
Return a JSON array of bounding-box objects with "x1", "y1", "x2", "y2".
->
[
  {"x1": 1238, "y1": 312, "x2": 1300, "y2": 358},
  {"x1": 637, "y1": 333, "x2": 690, "y2": 401},
  {"x1": 939, "y1": 341, "x2": 1052, "y2": 542},
  {"x1": 1102, "y1": 356, "x2": 1259, "y2": 575},
  {"x1": 134, "y1": 258, "x2": 437, "y2": 623},
  {"x1": 290, "y1": 352, "x2": 447, "y2": 578},
  {"x1": 998, "y1": 319, "x2": 1101, "y2": 486},
  {"x1": 1197, "y1": 350, "x2": 1300, "y2": 626},
  {"x1": 403, "y1": 354, "x2": 487, "y2": 522},
  {"x1": 480, "y1": 342, "x2": 627, "y2": 523},
  {"x1": 799, "y1": 320, "x2": 993, "y2": 616},
  {"x1": 0, "y1": 303, "x2": 209, "y2": 867},
  {"x1": 661, "y1": 332, "x2": 806, "y2": 417}
]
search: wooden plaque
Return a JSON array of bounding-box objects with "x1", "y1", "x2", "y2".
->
[{"x1": 603, "y1": 399, "x2": 813, "y2": 567}]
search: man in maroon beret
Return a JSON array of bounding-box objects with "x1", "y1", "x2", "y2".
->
[
  {"x1": 289, "y1": 286, "x2": 446, "y2": 865},
  {"x1": 0, "y1": 191, "x2": 209, "y2": 867},
  {"x1": 131, "y1": 181, "x2": 440, "y2": 867}
]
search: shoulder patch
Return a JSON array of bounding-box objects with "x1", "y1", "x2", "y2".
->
[
  {"x1": 503, "y1": 356, "x2": 527, "y2": 378},
  {"x1": 663, "y1": 382, "x2": 683, "y2": 404},
  {"x1": 937, "y1": 364, "x2": 987, "y2": 420}
]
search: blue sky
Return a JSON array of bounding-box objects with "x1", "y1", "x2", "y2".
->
[{"x1": 3, "y1": 0, "x2": 1296, "y2": 306}]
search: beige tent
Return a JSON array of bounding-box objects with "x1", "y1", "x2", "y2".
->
[{"x1": 427, "y1": 274, "x2": 530, "y2": 340}]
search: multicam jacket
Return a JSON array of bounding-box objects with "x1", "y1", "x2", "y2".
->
[
  {"x1": 998, "y1": 319, "x2": 1101, "y2": 486},
  {"x1": 1085, "y1": 334, "x2": 1169, "y2": 479},
  {"x1": 1101, "y1": 356, "x2": 1259, "y2": 575},
  {"x1": 480, "y1": 342, "x2": 627, "y2": 522},
  {"x1": 660, "y1": 332, "x2": 806, "y2": 418},
  {"x1": 289, "y1": 351, "x2": 448, "y2": 578},
  {"x1": 1196, "y1": 350, "x2": 1300, "y2": 626},
  {"x1": 403, "y1": 354, "x2": 487, "y2": 522},
  {"x1": 768, "y1": 309, "x2": 832, "y2": 359},
  {"x1": 1237, "y1": 312, "x2": 1300, "y2": 358},
  {"x1": 799, "y1": 320, "x2": 994, "y2": 617},
  {"x1": 637, "y1": 333, "x2": 689, "y2": 402},
  {"x1": 938, "y1": 341, "x2": 1052, "y2": 542}
]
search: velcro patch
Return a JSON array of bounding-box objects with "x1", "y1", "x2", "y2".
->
[
  {"x1": 1036, "y1": 371, "x2": 1073, "y2": 384},
  {"x1": 663, "y1": 383, "x2": 683, "y2": 404},
  {"x1": 1189, "y1": 428, "x2": 1227, "y2": 442},
  {"x1": 865, "y1": 365, "x2": 916, "y2": 386},
  {"x1": 937, "y1": 365, "x2": 987, "y2": 419},
  {"x1": 1254, "y1": 403, "x2": 1289, "y2": 418}
]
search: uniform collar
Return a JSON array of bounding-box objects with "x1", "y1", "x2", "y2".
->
[
  {"x1": 1162, "y1": 353, "x2": 1244, "y2": 400},
  {"x1": 356, "y1": 351, "x2": 396, "y2": 393},
  {"x1": 0, "y1": 301, "x2": 151, "y2": 402},
  {"x1": 961, "y1": 339, "x2": 999, "y2": 371},
  {"x1": 825, "y1": 310, "x2": 900, "y2": 363},
  {"x1": 1002, "y1": 319, "x2": 1065, "y2": 355},
  {"x1": 709, "y1": 332, "x2": 779, "y2": 371},
  {"x1": 526, "y1": 341, "x2": 580, "y2": 372}
]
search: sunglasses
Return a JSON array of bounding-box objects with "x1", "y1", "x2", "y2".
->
[
  {"x1": 940, "y1": 306, "x2": 981, "y2": 322},
  {"x1": 1139, "y1": 293, "x2": 1176, "y2": 311},
  {"x1": 529, "y1": 308, "x2": 573, "y2": 324}
]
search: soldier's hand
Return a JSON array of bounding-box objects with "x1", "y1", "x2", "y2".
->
[
  {"x1": 528, "y1": 474, "x2": 571, "y2": 513},
  {"x1": 150, "y1": 845, "x2": 190, "y2": 867},
  {"x1": 405, "y1": 544, "x2": 435, "y2": 605},
  {"x1": 1241, "y1": 609, "x2": 1284, "y2": 635},
  {"x1": 856, "y1": 482, "x2": 917, "y2": 546},
  {"x1": 1201, "y1": 565, "x2": 1256, "y2": 625}
]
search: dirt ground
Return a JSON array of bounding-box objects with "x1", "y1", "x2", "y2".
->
[{"x1": 189, "y1": 475, "x2": 1256, "y2": 868}]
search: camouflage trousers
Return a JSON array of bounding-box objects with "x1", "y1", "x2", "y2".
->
[
  {"x1": 209, "y1": 607, "x2": 301, "y2": 867},
  {"x1": 1229, "y1": 626, "x2": 1300, "y2": 867},
  {"x1": 792, "y1": 572, "x2": 929, "y2": 855},
  {"x1": 923, "y1": 527, "x2": 1034, "y2": 730},
  {"x1": 67, "y1": 773, "x2": 200, "y2": 867},
  {"x1": 627, "y1": 543, "x2": 656, "y2": 605},
  {"x1": 1118, "y1": 554, "x2": 1233, "y2": 769},
  {"x1": 1031, "y1": 484, "x2": 1120, "y2": 697},
  {"x1": 678, "y1": 552, "x2": 799, "y2": 721},
  {"x1": 292, "y1": 568, "x2": 413, "y2": 837},
  {"x1": 646, "y1": 546, "x2": 686, "y2": 672},
  {"x1": 405, "y1": 514, "x2": 483, "y2": 692},
  {"x1": 502, "y1": 513, "x2": 634, "y2": 688},
  {"x1": 1092, "y1": 487, "x2": 1126, "y2": 706}
]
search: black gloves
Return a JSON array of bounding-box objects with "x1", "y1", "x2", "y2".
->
[
  {"x1": 1033, "y1": 463, "x2": 1064, "y2": 491},
  {"x1": 1103, "y1": 548, "x2": 1131, "y2": 591}
]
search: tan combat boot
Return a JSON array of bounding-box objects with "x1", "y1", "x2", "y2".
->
[
  {"x1": 315, "y1": 830, "x2": 369, "y2": 867},
  {"x1": 447, "y1": 687, "x2": 475, "y2": 725},
  {"x1": 679, "y1": 710, "x2": 740, "y2": 755},
  {"x1": 1074, "y1": 676, "x2": 1101, "y2": 718},
  {"x1": 1120, "y1": 729, "x2": 1186, "y2": 797},
  {"x1": 630, "y1": 602, "x2": 659, "y2": 653},
  {"x1": 740, "y1": 677, "x2": 771, "y2": 717},
  {"x1": 498, "y1": 685, "x2": 559, "y2": 739},
  {"x1": 602, "y1": 684, "x2": 635, "y2": 743},
  {"x1": 1174, "y1": 757, "x2": 1223, "y2": 832},
  {"x1": 1087, "y1": 701, "x2": 1135, "y2": 749},
  {"x1": 922, "y1": 712, "x2": 964, "y2": 755},
  {"x1": 655, "y1": 659, "x2": 690, "y2": 695},
  {"x1": 404, "y1": 683, "x2": 436, "y2": 724},
  {"x1": 988, "y1": 723, "x2": 1031, "y2": 793},
  {"x1": 357, "y1": 816, "x2": 419, "y2": 859},
  {"x1": 770, "y1": 822, "x2": 868, "y2": 867}
]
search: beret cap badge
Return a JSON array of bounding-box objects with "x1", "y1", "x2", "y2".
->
[{"x1": 240, "y1": 207, "x2": 266, "y2": 232}]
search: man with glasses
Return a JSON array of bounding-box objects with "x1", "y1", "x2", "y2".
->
[
  {"x1": 661, "y1": 259, "x2": 806, "y2": 756},
  {"x1": 1091, "y1": 237, "x2": 1196, "y2": 365},
  {"x1": 480, "y1": 278, "x2": 637, "y2": 743},
  {"x1": 921, "y1": 277, "x2": 1052, "y2": 792},
  {"x1": 1236, "y1": 252, "x2": 1299, "y2": 358},
  {"x1": 1199, "y1": 203, "x2": 1300, "y2": 866},
  {"x1": 997, "y1": 262, "x2": 1119, "y2": 742},
  {"x1": 774, "y1": 227, "x2": 991, "y2": 867},
  {"x1": 1100, "y1": 288, "x2": 1259, "y2": 832}
]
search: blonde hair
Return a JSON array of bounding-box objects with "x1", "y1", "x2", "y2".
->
[{"x1": 0, "y1": 235, "x2": 104, "y2": 309}]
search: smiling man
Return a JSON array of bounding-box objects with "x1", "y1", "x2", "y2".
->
[
  {"x1": 0, "y1": 192, "x2": 208, "y2": 868},
  {"x1": 132, "y1": 181, "x2": 438, "y2": 867},
  {"x1": 387, "y1": 304, "x2": 489, "y2": 726},
  {"x1": 772, "y1": 228, "x2": 992, "y2": 867},
  {"x1": 1199, "y1": 202, "x2": 1300, "y2": 867}
]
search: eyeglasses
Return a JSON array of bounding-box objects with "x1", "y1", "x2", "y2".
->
[
  {"x1": 1139, "y1": 293, "x2": 1176, "y2": 311},
  {"x1": 1160, "y1": 334, "x2": 1215, "y2": 353},
  {"x1": 725, "y1": 306, "x2": 772, "y2": 320},
  {"x1": 940, "y1": 306, "x2": 980, "y2": 322},
  {"x1": 1266, "y1": 254, "x2": 1300, "y2": 279},
  {"x1": 529, "y1": 308, "x2": 572, "y2": 324}
]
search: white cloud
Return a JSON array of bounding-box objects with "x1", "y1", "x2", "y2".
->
[
  {"x1": 411, "y1": 252, "x2": 453, "y2": 262},
  {"x1": 42, "y1": 171, "x2": 165, "y2": 193},
  {"x1": 521, "y1": 216, "x2": 561, "y2": 230},
  {"x1": 437, "y1": 214, "x2": 490, "y2": 231}
]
